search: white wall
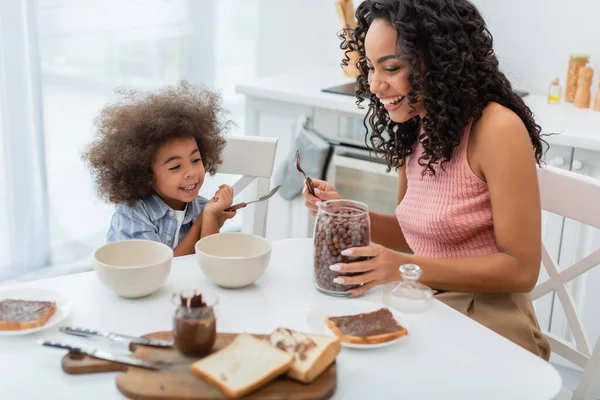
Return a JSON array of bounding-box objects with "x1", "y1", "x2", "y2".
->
[
  {"x1": 257, "y1": 0, "x2": 600, "y2": 95},
  {"x1": 473, "y1": 0, "x2": 600, "y2": 94},
  {"x1": 256, "y1": 0, "x2": 344, "y2": 77}
]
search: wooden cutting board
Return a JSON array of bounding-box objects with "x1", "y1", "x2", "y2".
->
[{"x1": 61, "y1": 331, "x2": 337, "y2": 400}]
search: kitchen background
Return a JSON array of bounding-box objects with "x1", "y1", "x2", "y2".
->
[
  {"x1": 1, "y1": 0, "x2": 600, "y2": 390},
  {"x1": 259, "y1": 0, "x2": 600, "y2": 94},
  {"x1": 2, "y1": 0, "x2": 599, "y2": 280}
]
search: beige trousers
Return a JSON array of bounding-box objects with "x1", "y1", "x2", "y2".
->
[{"x1": 435, "y1": 292, "x2": 551, "y2": 361}]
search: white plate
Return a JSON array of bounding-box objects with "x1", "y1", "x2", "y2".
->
[
  {"x1": 0, "y1": 288, "x2": 73, "y2": 336},
  {"x1": 306, "y1": 299, "x2": 410, "y2": 349}
]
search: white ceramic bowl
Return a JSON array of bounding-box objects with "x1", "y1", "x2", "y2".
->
[
  {"x1": 195, "y1": 232, "x2": 271, "y2": 288},
  {"x1": 94, "y1": 240, "x2": 173, "y2": 298}
]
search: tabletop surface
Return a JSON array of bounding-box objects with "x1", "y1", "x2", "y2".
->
[{"x1": 0, "y1": 238, "x2": 562, "y2": 400}]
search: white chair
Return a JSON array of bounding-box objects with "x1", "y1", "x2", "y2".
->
[
  {"x1": 218, "y1": 135, "x2": 278, "y2": 237},
  {"x1": 534, "y1": 166, "x2": 600, "y2": 400}
]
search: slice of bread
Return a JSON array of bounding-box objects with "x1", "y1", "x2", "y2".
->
[
  {"x1": 266, "y1": 327, "x2": 341, "y2": 384},
  {"x1": 0, "y1": 299, "x2": 57, "y2": 331},
  {"x1": 190, "y1": 333, "x2": 293, "y2": 398},
  {"x1": 325, "y1": 307, "x2": 408, "y2": 345}
]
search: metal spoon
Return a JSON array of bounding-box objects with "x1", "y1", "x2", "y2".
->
[
  {"x1": 295, "y1": 150, "x2": 316, "y2": 196},
  {"x1": 225, "y1": 185, "x2": 281, "y2": 212}
]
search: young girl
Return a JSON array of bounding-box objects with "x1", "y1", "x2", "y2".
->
[{"x1": 84, "y1": 81, "x2": 236, "y2": 256}]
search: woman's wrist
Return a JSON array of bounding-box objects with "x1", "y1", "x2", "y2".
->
[{"x1": 383, "y1": 251, "x2": 410, "y2": 284}]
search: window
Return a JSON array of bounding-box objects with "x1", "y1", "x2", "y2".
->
[{"x1": 0, "y1": 0, "x2": 257, "y2": 281}]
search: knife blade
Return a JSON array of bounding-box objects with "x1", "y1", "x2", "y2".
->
[
  {"x1": 39, "y1": 340, "x2": 163, "y2": 370},
  {"x1": 59, "y1": 326, "x2": 174, "y2": 348}
]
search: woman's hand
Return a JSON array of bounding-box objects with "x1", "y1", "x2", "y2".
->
[
  {"x1": 301, "y1": 178, "x2": 342, "y2": 215},
  {"x1": 330, "y1": 244, "x2": 405, "y2": 297}
]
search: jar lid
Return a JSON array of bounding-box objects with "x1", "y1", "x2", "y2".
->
[
  {"x1": 171, "y1": 290, "x2": 218, "y2": 308},
  {"x1": 570, "y1": 53, "x2": 590, "y2": 59},
  {"x1": 382, "y1": 264, "x2": 434, "y2": 313}
]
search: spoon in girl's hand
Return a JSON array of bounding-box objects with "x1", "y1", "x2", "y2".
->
[{"x1": 224, "y1": 185, "x2": 281, "y2": 212}]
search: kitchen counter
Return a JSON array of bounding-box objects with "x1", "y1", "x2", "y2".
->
[
  {"x1": 237, "y1": 66, "x2": 600, "y2": 152},
  {"x1": 235, "y1": 66, "x2": 600, "y2": 242}
]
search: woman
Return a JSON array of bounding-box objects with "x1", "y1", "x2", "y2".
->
[{"x1": 303, "y1": 0, "x2": 550, "y2": 359}]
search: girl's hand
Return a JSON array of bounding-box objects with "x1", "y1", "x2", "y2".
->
[
  {"x1": 301, "y1": 178, "x2": 341, "y2": 215},
  {"x1": 205, "y1": 185, "x2": 234, "y2": 216},
  {"x1": 218, "y1": 210, "x2": 236, "y2": 228},
  {"x1": 330, "y1": 244, "x2": 405, "y2": 297}
]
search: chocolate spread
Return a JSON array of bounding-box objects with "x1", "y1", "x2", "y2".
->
[
  {"x1": 173, "y1": 293, "x2": 216, "y2": 357},
  {"x1": 328, "y1": 308, "x2": 405, "y2": 337},
  {"x1": 0, "y1": 300, "x2": 56, "y2": 322}
]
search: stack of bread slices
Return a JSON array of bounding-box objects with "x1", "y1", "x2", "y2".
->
[{"x1": 190, "y1": 328, "x2": 341, "y2": 398}]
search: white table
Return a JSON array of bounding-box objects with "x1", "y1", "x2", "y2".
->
[{"x1": 0, "y1": 238, "x2": 562, "y2": 400}]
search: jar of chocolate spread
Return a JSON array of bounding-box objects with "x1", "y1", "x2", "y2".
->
[
  {"x1": 313, "y1": 200, "x2": 371, "y2": 296},
  {"x1": 171, "y1": 290, "x2": 218, "y2": 357}
]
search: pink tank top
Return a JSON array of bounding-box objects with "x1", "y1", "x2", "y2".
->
[{"x1": 395, "y1": 123, "x2": 499, "y2": 258}]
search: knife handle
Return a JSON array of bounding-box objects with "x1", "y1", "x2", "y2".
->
[
  {"x1": 39, "y1": 340, "x2": 84, "y2": 353},
  {"x1": 63, "y1": 326, "x2": 99, "y2": 335},
  {"x1": 65, "y1": 326, "x2": 100, "y2": 335},
  {"x1": 225, "y1": 202, "x2": 246, "y2": 212}
]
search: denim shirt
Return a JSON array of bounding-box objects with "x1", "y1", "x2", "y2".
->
[{"x1": 107, "y1": 194, "x2": 209, "y2": 248}]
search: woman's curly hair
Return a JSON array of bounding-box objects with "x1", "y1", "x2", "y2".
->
[
  {"x1": 340, "y1": 0, "x2": 547, "y2": 174},
  {"x1": 83, "y1": 81, "x2": 231, "y2": 205}
]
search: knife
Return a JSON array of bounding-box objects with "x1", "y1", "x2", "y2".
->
[
  {"x1": 39, "y1": 340, "x2": 163, "y2": 370},
  {"x1": 59, "y1": 326, "x2": 173, "y2": 348}
]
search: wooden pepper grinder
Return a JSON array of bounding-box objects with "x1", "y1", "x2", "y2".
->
[
  {"x1": 594, "y1": 80, "x2": 600, "y2": 111},
  {"x1": 574, "y1": 65, "x2": 594, "y2": 108}
]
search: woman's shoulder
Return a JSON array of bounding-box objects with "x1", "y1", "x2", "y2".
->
[
  {"x1": 470, "y1": 102, "x2": 536, "y2": 175},
  {"x1": 469, "y1": 102, "x2": 531, "y2": 153},
  {"x1": 473, "y1": 102, "x2": 526, "y2": 137},
  {"x1": 465, "y1": 102, "x2": 534, "y2": 179}
]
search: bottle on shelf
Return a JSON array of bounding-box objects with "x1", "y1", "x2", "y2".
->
[
  {"x1": 548, "y1": 78, "x2": 562, "y2": 104},
  {"x1": 594, "y1": 80, "x2": 600, "y2": 111},
  {"x1": 574, "y1": 65, "x2": 594, "y2": 109},
  {"x1": 566, "y1": 54, "x2": 590, "y2": 102}
]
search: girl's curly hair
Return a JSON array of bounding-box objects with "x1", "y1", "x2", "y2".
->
[
  {"x1": 83, "y1": 81, "x2": 231, "y2": 205},
  {"x1": 340, "y1": 0, "x2": 547, "y2": 174}
]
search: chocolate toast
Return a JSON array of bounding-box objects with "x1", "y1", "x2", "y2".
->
[
  {"x1": 325, "y1": 307, "x2": 408, "y2": 344},
  {"x1": 0, "y1": 299, "x2": 57, "y2": 330}
]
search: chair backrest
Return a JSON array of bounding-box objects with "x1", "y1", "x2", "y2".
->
[
  {"x1": 535, "y1": 166, "x2": 600, "y2": 400},
  {"x1": 218, "y1": 135, "x2": 278, "y2": 237}
]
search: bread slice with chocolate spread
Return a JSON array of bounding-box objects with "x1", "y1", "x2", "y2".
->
[
  {"x1": 325, "y1": 307, "x2": 407, "y2": 345},
  {"x1": 266, "y1": 327, "x2": 341, "y2": 384},
  {"x1": 0, "y1": 299, "x2": 57, "y2": 330}
]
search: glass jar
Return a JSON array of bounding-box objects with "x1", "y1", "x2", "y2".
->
[
  {"x1": 171, "y1": 289, "x2": 218, "y2": 357},
  {"x1": 313, "y1": 199, "x2": 371, "y2": 296},
  {"x1": 383, "y1": 264, "x2": 433, "y2": 313},
  {"x1": 566, "y1": 54, "x2": 590, "y2": 102}
]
